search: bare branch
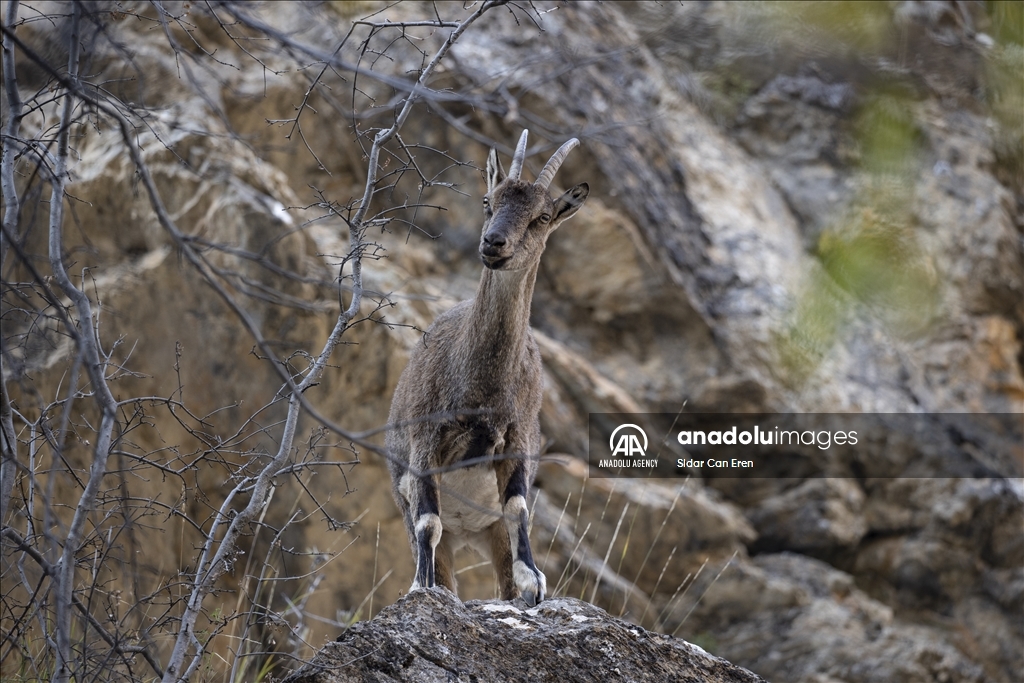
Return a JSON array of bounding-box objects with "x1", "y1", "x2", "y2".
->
[
  {"x1": 40, "y1": 6, "x2": 121, "y2": 681},
  {"x1": 1, "y1": 2, "x2": 519, "y2": 680},
  {"x1": 1, "y1": 0, "x2": 24, "y2": 528},
  {"x1": 353, "y1": 19, "x2": 461, "y2": 28}
]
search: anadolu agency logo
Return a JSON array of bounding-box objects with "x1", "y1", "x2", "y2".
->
[{"x1": 600, "y1": 424, "x2": 658, "y2": 469}]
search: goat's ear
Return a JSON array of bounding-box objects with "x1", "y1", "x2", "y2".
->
[
  {"x1": 486, "y1": 148, "x2": 506, "y2": 193},
  {"x1": 552, "y1": 182, "x2": 589, "y2": 224}
]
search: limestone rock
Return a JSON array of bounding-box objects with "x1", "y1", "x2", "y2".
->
[
  {"x1": 665, "y1": 553, "x2": 989, "y2": 683},
  {"x1": 747, "y1": 478, "x2": 867, "y2": 553},
  {"x1": 283, "y1": 588, "x2": 766, "y2": 683}
]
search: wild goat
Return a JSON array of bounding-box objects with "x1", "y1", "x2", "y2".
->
[{"x1": 386, "y1": 131, "x2": 589, "y2": 606}]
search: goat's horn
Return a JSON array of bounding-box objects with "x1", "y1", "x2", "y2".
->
[
  {"x1": 508, "y1": 130, "x2": 529, "y2": 180},
  {"x1": 535, "y1": 138, "x2": 579, "y2": 190}
]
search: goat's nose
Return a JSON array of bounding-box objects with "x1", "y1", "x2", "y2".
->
[{"x1": 483, "y1": 233, "x2": 506, "y2": 248}]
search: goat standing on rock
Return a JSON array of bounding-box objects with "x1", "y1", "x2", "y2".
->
[{"x1": 386, "y1": 131, "x2": 589, "y2": 606}]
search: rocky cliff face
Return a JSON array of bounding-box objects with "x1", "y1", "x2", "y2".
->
[{"x1": 3, "y1": 2, "x2": 1021, "y2": 682}]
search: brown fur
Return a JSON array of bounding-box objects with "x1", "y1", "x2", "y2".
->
[{"x1": 386, "y1": 131, "x2": 589, "y2": 604}]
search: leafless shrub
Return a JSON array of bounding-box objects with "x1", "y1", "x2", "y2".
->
[{"x1": 0, "y1": 1, "x2": 535, "y2": 680}]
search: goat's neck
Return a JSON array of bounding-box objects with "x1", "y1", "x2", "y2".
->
[{"x1": 462, "y1": 261, "x2": 539, "y2": 375}]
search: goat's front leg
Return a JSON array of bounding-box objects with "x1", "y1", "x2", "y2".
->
[
  {"x1": 498, "y1": 460, "x2": 547, "y2": 606},
  {"x1": 409, "y1": 472, "x2": 443, "y2": 591}
]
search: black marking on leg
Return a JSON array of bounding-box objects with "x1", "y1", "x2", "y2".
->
[
  {"x1": 515, "y1": 508, "x2": 535, "y2": 568},
  {"x1": 501, "y1": 461, "x2": 529, "y2": 504},
  {"x1": 502, "y1": 462, "x2": 537, "y2": 569},
  {"x1": 414, "y1": 475, "x2": 441, "y2": 588},
  {"x1": 501, "y1": 458, "x2": 545, "y2": 604},
  {"x1": 416, "y1": 475, "x2": 439, "y2": 517},
  {"x1": 416, "y1": 523, "x2": 435, "y2": 588}
]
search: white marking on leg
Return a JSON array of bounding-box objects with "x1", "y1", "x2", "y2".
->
[
  {"x1": 416, "y1": 513, "x2": 442, "y2": 548},
  {"x1": 412, "y1": 513, "x2": 442, "y2": 591},
  {"x1": 503, "y1": 495, "x2": 546, "y2": 604},
  {"x1": 513, "y1": 559, "x2": 547, "y2": 607}
]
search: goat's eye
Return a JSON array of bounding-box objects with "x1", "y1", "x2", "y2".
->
[
  {"x1": 539, "y1": 213, "x2": 551, "y2": 223},
  {"x1": 482, "y1": 197, "x2": 489, "y2": 207}
]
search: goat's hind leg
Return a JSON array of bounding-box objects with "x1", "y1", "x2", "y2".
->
[
  {"x1": 488, "y1": 520, "x2": 516, "y2": 600},
  {"x1": 433, "y1": 536, "x2": 457, "y2": 594},
  {"x1": 497, "y1": 460, "x2": 547, "y2": 606}
]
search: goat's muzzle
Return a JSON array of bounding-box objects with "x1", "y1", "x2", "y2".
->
[
  {"x1": 480, "y1": 252, "x2": 511, "y2": 270},
  {"x1": 481, "y1": 231, "x2": 511, "y2": 269}
]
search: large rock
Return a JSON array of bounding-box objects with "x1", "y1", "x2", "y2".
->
[
  {"x1": 283, "y1": 587, "x2": 765, "y2": 683},
  {"x1": 746, "y1": 478, "x2": 867, "y2": 554},
  {"x1": 662, "y1": 553, "x2": 990, "y2": 683}
]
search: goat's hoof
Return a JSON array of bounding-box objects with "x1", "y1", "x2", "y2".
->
[{"x1": 514, "y1": 560, "x2": 546, "y2": 607}]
